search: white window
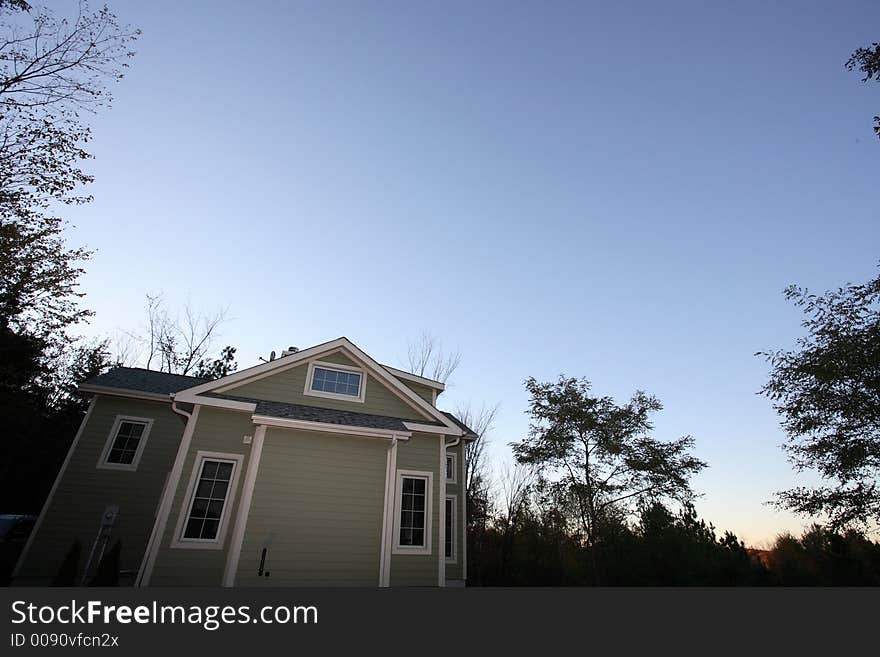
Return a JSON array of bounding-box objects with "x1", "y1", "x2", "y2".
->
[
  {"x1": 445, "y1": 495, "x2": 457, "y2": 563},
  {"x1": 97, "y1": 416, "x2": 153, "y2": 471},
  {"x1": 172, "y1": 451, "x2": 243, "y2": 549},
  {"x1": 392, "y1": 470, "x2": 433, "y2": 555},
  {"x1": 304, "y1": 360, "x2": 366, "y2": 403},
  {"x1": 446, "y1": 452, "x2": 457, "y2": 483}
]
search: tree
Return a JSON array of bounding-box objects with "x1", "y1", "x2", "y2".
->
[
  {"x1": 846, "y1": 41, "x2": 880, "y2": 139},
  {"x1": 758, "y1": 268, "x2": 880, "y2": 531},
  {"x1": 117, "y1": 294, "x2": 238, "y2": 378},
  {"x1": 1, "y1": 2, "x2": 139, "y2": 345},
  {"x1": 0, "y1": 1, "x2": 137, "y2": 515},
  {"x1": 405, "y1": 331, "x2": 461, "y2": 384},
  {"x1": 511, "y1": 376, "x2": 706, "y2": 583},
  {"x1": 454, "y1": 402, "x2": 498, "y2": 529}
]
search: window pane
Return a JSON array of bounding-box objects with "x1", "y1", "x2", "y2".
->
[
  {"x1": 201, "y1": 520, "x2": 219, "y2": 539},
  {"x1": 201, "y1": 461, "x2": 218, "y2": 479},
  {"x1": 184, "y1": 518, "x2": 203, "y2": 539},
  {"x1": 216, "y1": 463, "x2": 233, "y2": 481},
  {"x1": 445, "y1": 499, "x2": 454, "y2": 558}
]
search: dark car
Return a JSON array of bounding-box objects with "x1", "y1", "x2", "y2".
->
[{"x1": 0, "y1": 514, "x2": 36, "y2": 585}]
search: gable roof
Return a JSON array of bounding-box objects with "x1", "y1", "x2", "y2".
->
[
  {"x1": 175, "y1": 337, "x2": 464, "y2": 435},
  {"x1": 80, "y1": 367, "x2": 209, "y2": 398}
]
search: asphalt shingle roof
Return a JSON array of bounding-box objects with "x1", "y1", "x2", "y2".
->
[{"x1": 83, "y1": 367, "x2": 208, "y2": 395}]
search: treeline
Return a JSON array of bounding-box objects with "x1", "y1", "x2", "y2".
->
[{"x1": 466, "y1": 501, "x2": 880, "y2": 586}]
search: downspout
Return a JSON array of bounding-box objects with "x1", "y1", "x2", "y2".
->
[
  {"x1": 379, "y1": 435, "x2": 403, "y2": 587},
  {"x1": 135, "y1": 396, "x2": 191, "y2": 587}
]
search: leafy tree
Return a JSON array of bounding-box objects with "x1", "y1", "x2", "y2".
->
[
  {"x1": 511, "y1": 376, "x2": 706, "y2": 582},
  {"x1": 194, "y1": 345, "x2": 238, "y2": 380},
  {"x1": 846, "y1": 41, "x2": 880, "y2": 139},
  {"x1": 758, "y1": 268, "x2": 880, "y2": 531}
]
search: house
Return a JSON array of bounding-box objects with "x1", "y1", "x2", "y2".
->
[{"x1": 13, "y1": 337, "x2": 476, "y2": 587}]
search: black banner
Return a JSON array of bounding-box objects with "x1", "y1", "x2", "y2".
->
[{"x1": 1, "y1": 587, "x2": 876, "y2": 654}]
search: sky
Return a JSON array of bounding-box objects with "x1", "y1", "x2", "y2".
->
[{"x1": 45, "y1": 0, "x2": 880, "y2": 545}]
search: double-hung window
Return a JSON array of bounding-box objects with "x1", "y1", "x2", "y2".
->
[
  {"x1": 173, "y1": 451, "x2": 243, "y2": 549},
  {"x1": 393, "y1": 470, "x2": 433, "y2": 555},
  {"x1": 304, "y1": 360, "x2": 366, "y2": 403},
  {"x1": 97, "y1": 416, "x2": 153, "y2": 471}
]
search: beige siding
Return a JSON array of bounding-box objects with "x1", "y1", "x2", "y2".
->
[
  {"x1": 226, "y1": 357, "x2": 428, "y2": 421},
  {"x1": 235, "y1": 427, "x2": 387, "y2": 586},
  {"x1": 390, "y1": 433, "x2": 442, "y2": 587},
  {"x1": 148, "y1": 407, "x2": 256, "y2": 586},
  {"x1": 15, "y1": 395, "x2": 184, "y2": 585}
]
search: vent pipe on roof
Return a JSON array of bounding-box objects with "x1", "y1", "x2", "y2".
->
[{"x1": 281, "y1": 346, "x2": 299, "y2": 357}]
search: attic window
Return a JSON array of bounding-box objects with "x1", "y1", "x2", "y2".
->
[{"x1": 304, "y1": 360, "x2": 366, "y2": 403}]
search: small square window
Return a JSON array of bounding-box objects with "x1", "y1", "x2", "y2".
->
[{"x1": 98, "y1": 416, "x2": 153, "y2": 471}]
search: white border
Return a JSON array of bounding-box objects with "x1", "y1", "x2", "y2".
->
[
  {"x1": 445, "y1": 494, "x2": 457, "y2": 564},
  {"x1": 96, "y1": 415, "x2": 154, "y2": 472},
  {"x1": 137, "y1": 404, "x2": 201, "y2": 586},
  {"x1": 223, "y1": 426, "x2": 266, "y2": 587},
  {"x1": 391, "y1": 469, "x2": 433, "y2": 556},
  {"x1": 378, "y1": 437, "x2": 399, "y2": 587},
  {"x1": 303, "y1": 359, "x2": 367, "y2": 404},
  {"x1": 170, "y1": 450, "x2": 244, "y2": 550}
]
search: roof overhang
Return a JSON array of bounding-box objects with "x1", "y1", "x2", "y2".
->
[{"x1": 78, "y1": 384, "x2": 171, "y2": 403}]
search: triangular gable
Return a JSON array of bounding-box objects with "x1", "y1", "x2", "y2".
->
[{"x1": 175, "y1": 337, "x2": 461, "y2": 433}]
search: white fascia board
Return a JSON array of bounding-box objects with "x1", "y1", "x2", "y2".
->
[
  {"x1": 77, "y1": 384, "x2": 170, "y2": 403},
  {"x1": 403, "y1": 421, "x2": 463, "y2": 436},
  {"x1": 252, "y1": 414, "x2": 412, "y2": 441},
  {"x1": 172, "y1": 391, "x2": 257, "y2": 413},
  {"x1": 381, "y1": 365, "x2": 446, "y2": 391}
]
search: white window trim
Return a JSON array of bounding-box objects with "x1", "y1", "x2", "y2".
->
[
  {"x1": 392, "y1": 469, "x2": 433, "y2": 556},
  {"x1": 303, "y1": 359, "x2": 366, "y2": 404},
  {"x1": 445, "y1": 494, "x2": 457, "y2": 564},
  {"x1": 96, "y1": 415, "x2": 154, "y2": 472},
  {"x1": 446, "y1": 452, "x2": 457, "y2": 484},
  {"x1": 171, "y1": 450, "x2": 244, "y2": 550}
]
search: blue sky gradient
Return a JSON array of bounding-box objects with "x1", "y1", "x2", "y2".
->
[{"x1": 55, "y1": 1, "x2": 879, "y2": 543}]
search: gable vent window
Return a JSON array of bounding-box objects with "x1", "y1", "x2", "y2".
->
[
  {"x1": 305, "y1": 361, "x2": 366, "y2": 403},
  {"x1": 97, "y1": 416, "x2": 153, "y2": 472}
]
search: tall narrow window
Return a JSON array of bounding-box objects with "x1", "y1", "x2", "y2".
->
[
  {"x1": 184, "y1": 459, "x2": 234, "y2": 540},
  {"x1": 446, "y1": 453, "x2": 457, "y2": 483},
  {"x1": 445, "y1": 496, "x2": 456, "y2": 562},
  {"x1": 393, "y1": 470, "x2": 433, "y2": 555},
  {"x1": 399, "y1": 476, "x2": 426, "y2": 546},
  {"x1": 97, "y1": 416, "x2": 153, "y2": 471}
]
